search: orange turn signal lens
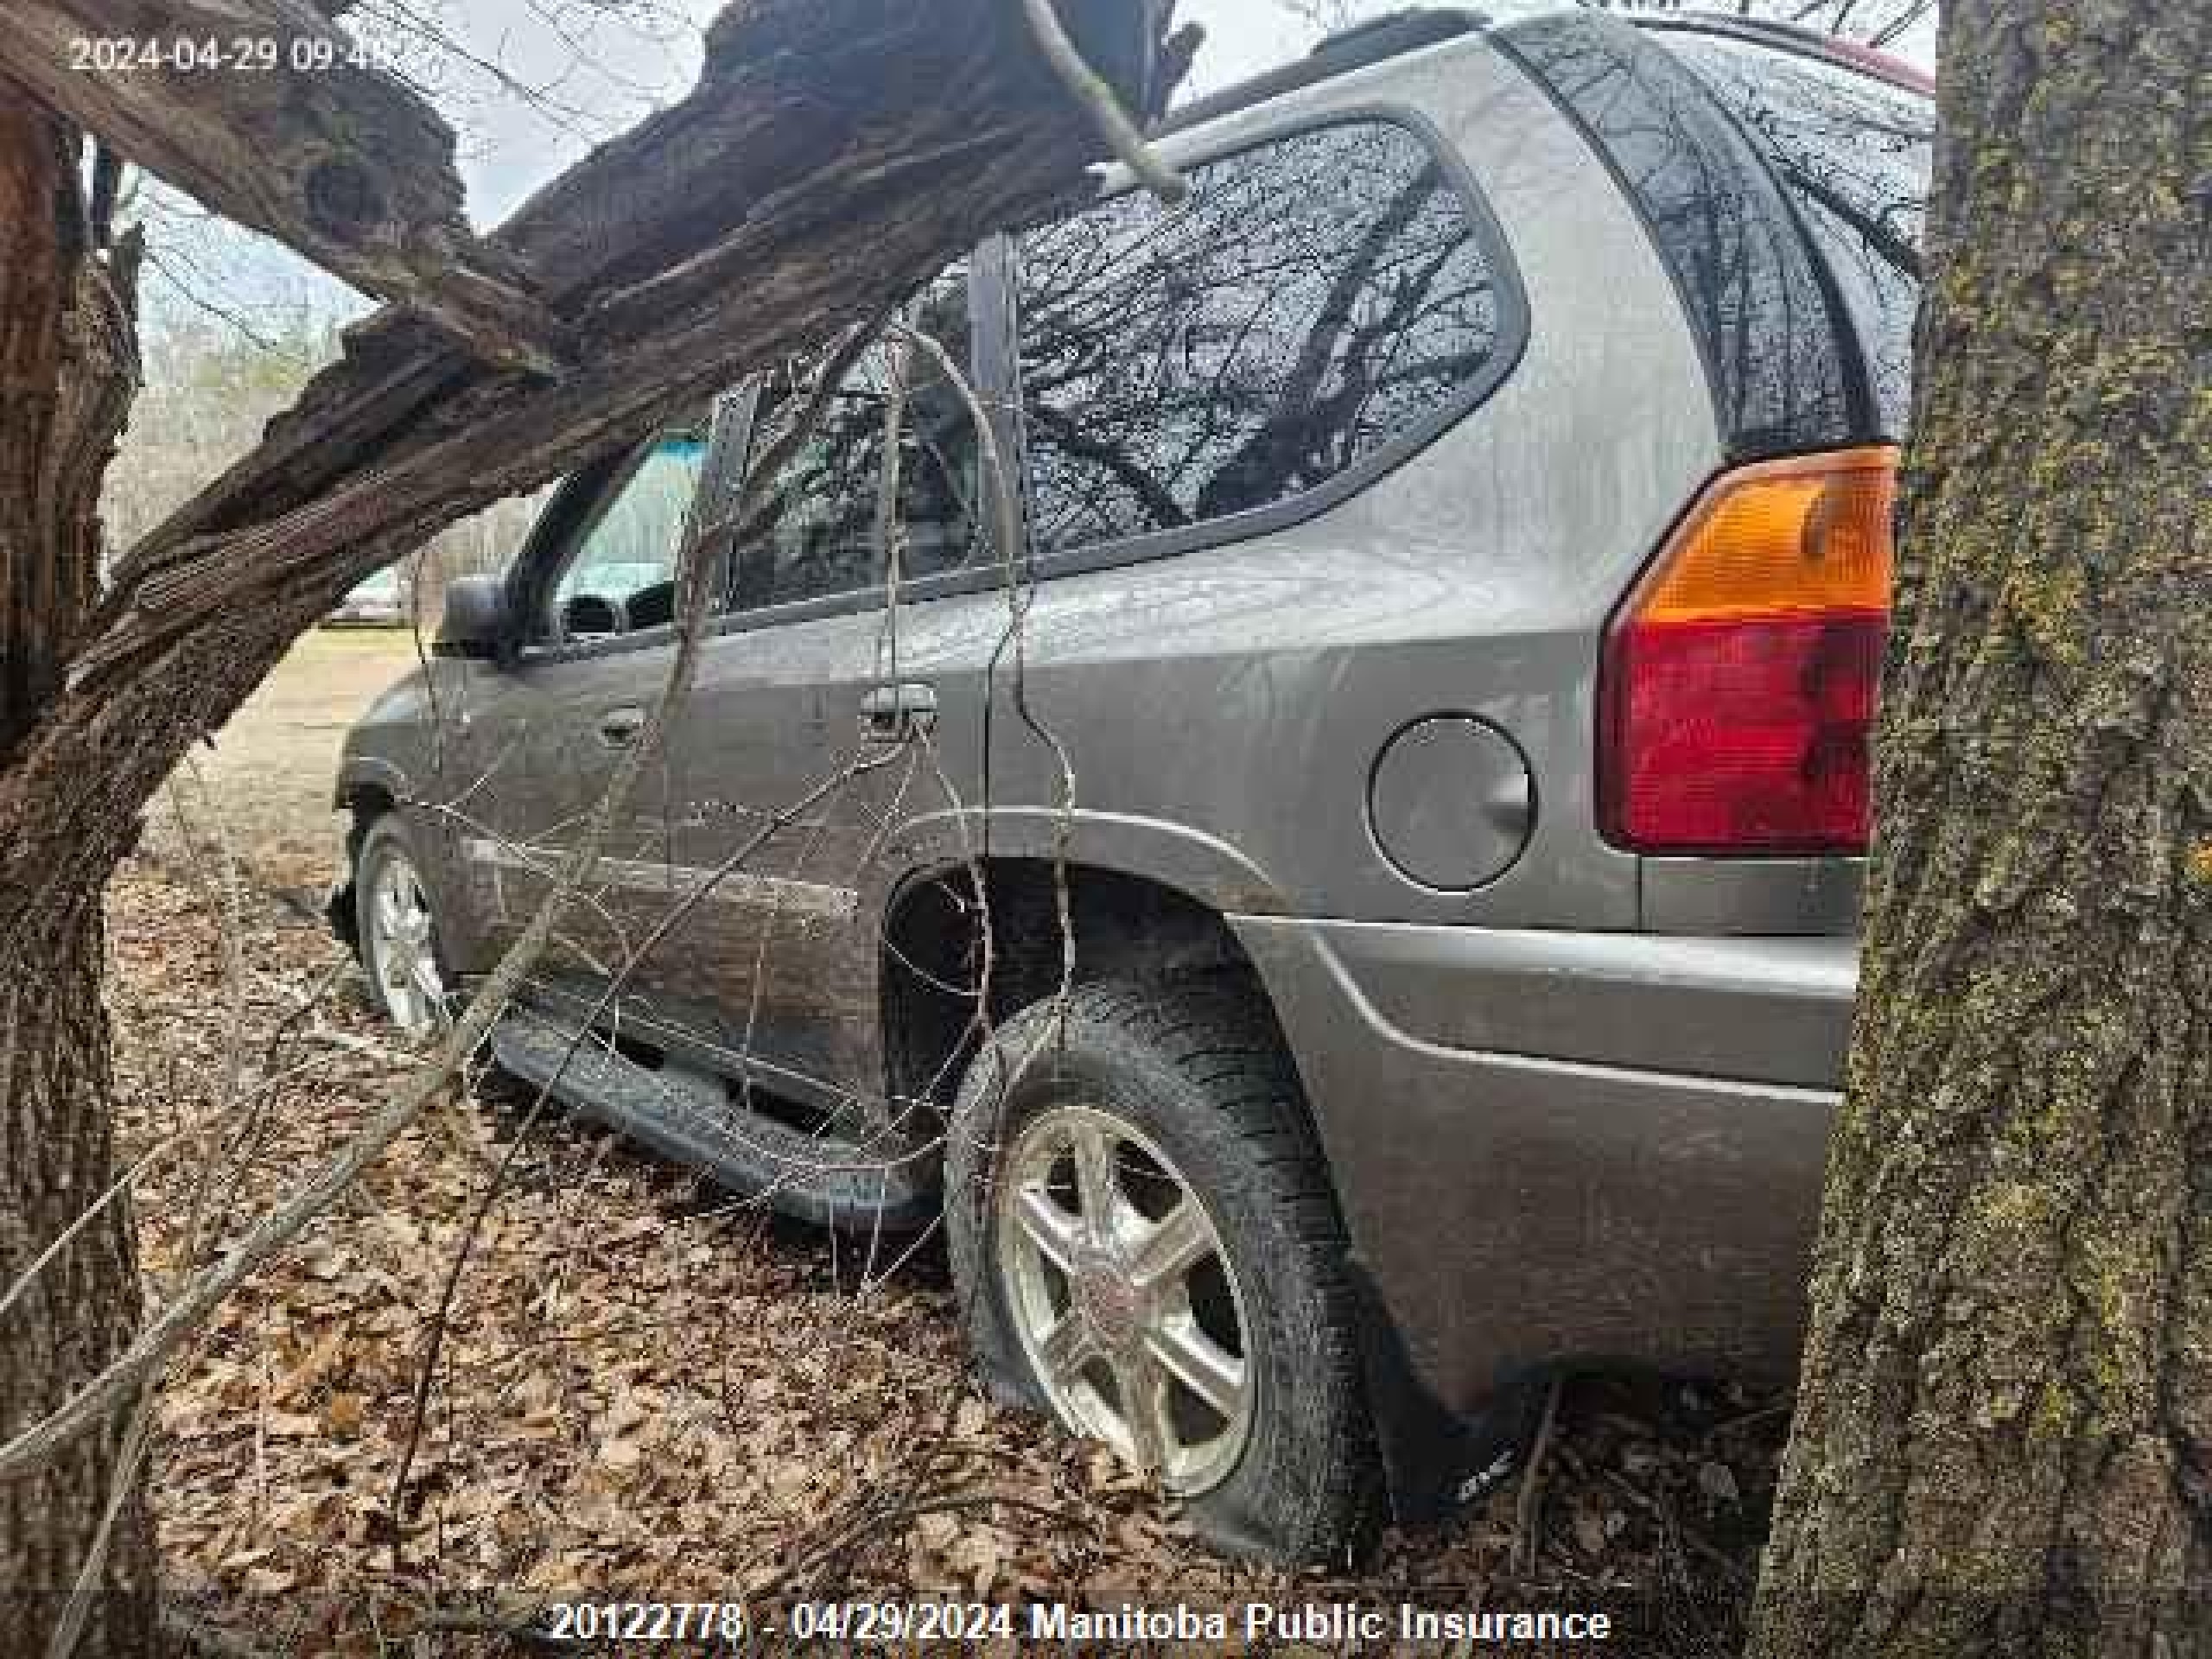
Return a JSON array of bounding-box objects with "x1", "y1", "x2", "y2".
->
[
  {"x1": 1635, "y1": 446, "x2": 1897, "y2": 626},
  {"x1": 1599, "y1": 446, "x2": 1902, "y2": 855}
]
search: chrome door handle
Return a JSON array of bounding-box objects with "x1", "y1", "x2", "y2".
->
[
  {"x1": 596, "y1": 707, "x2": 648, "y2": 748},
  {"x1": 859, "y1": 682, "x2": 938, "y2": 744}
]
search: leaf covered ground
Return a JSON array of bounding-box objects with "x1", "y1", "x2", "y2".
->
[{"x1": 111, "y1": 637, "x2": 1788, "y2": 1655}]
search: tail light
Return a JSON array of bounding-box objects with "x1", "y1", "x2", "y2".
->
[{"x1": 1599, "y1": 447, "x2": 1897, "y2": 855}]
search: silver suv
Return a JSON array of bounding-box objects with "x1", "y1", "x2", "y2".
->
[{"x1": 332, "y1": 9, "x2": 1934, "y2": 1561}]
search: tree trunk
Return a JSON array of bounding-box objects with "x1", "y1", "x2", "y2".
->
[
  {"x1": 1, "y1": 913, "x2": 157, "y2": 1656},
  {"x1": 1748, "y1": 4, "x2": 2212, "y2": 1655},
  {"x1": 0, "y1": 106, "x2": 156, "y2": 1655}
]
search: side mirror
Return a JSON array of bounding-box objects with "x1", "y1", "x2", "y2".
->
[{"x1": 435, "y1": 575, "x2": 513, "y2": 660}]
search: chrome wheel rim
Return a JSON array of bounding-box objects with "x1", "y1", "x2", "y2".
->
[
  {"x1": 995, "y1": 1103, "x2": 1254, "y2": 1495},
  {"x1": 367, "y1": 849, "x2": 445, "y2": 1038}
]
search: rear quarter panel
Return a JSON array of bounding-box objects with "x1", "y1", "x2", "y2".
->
[{"x1": 958, "y1": 35, "x2": 1724, "y2": 931}]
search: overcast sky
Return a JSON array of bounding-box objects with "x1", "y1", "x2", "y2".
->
[
  {"x1": 359, "y1": 0, "x2": 1937, "y2": 222},
  {"x1": 141, "y1": 1, "x2": 1936, "y2": 338},
  {"x1": 143, "y1": 0, "x2": 1332, "y2": 332},
  {"x1": 416, "y1": 0, "x2": 1330, "y2": 225}
]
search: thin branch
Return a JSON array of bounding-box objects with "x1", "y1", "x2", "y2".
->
[
  {"x1": 1868, "y1": 1, "x2": 1935, "y2": 48},
  {"x1": 0, "y1": 495, "x2": 702, "y2": 1482},
  {"x1": 50, "y1": 758, "x2": 258, "y2": 1659},
  {"x1": 382, "y1": 320, "x2": 887, "y2": 1545},
  {"x1": 1018, "y1": 0, "x2": 1188, "y2": 204},
  {"x1": 1513, "y1": 1374, "x2": 1566, "y2": 1575},
  {"x1": 159, "y1": 1606, "x2": 282, "y2": 1659}
]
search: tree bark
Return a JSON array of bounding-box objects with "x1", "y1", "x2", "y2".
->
[
  {"x1": 0, "y1": 104, "x2": 156, "y2": 1656},
  {"x1": 1748, "y1": 4, "x2": 2212, "y2": 1655},
  {"x1": 0, "y1": 0, "x2": 563, "y2": 370},
  {"x1": 0, "y1": 912, "x2": 156, "y2": 1656}
]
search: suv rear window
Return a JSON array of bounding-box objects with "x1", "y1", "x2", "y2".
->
[
  {"x1": 1498, "y1": 13, "x2": 1929, "y2": 454},
  {"x1": 1013, "y1": 118, "x2": 1516, "y2": 556},
  {"x1": 1663, "y1": 32, "x2": 1932, "y2": 434}
]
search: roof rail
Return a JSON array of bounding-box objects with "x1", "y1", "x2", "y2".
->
[
  {"x1": 1156, "y1": 8, "x2": 1488, "y2": 137},
  {"x1": 1635, "y1": 12, "x2": 1936, "y2": 95}
]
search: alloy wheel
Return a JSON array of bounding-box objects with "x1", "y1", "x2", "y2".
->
[
  {"x1": 367, "y1": 849, "x2": 446, "y2": 1037},
  {"x1": 995, "y1": 1103, "x2": 1254, "y2": 1495}
]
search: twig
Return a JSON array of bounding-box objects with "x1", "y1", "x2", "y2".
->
[
  {"x1": 413, "y1": 1603, "x2": 569, "y2": 1653},
  {"x1": 1513, "y1": 1374, "x2": 1565, "y2": 1576},
  {"x1": 1017, "y1": 0, "x2": 1188, "y2": 204},
  {"x1": 383, "y1": 321, "x2": 888, "y2": 1550},
  {"x1": 751, "y1": 1483, "x2": 1090, "y2": 1604},
  {"x1": 0, "y1": 492, "x2": 696, "y2": 1484},
  {"x1": 1702, "y1": 1398, "x2": 1792, "y2": 1446},
  {"x1": 159, "y1": 1605, "x2": 282, "y2": 1659},
  {"x1": 48, "y1": 759, "x2": 265, "y2": 1659}
]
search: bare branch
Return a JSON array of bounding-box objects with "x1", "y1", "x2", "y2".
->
[
  {"x1": 380, "y1": 323, "x2": 885, "y2": 1541},
  {"x1": 1019, "y1": 0, "x2": 1188, "y2": 203},
  {"x1": 0, "y1": 477, "x2": 716, "y2": 1478}
]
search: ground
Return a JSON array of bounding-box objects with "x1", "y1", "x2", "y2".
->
[
  {"x1": 118, "y1": 628, "x2": 1784, "y2": 1655},
  {"x1": 144, "y1": 627, "x2": 434, "y2": 896}
]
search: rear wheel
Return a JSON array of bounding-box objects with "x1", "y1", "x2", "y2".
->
[
  {"x1": 946, "y1": 976, "x2": 1379, "y2": 1562},
  {"x1": 354, "y1": 814, "x2": 449, "y2": 1039},
  {"x1": 994, "y1": 1102, "x2": 1255, "y2": 1493}
]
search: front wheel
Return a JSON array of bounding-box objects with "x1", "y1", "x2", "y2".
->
[
  {"x1": 354, "y1": 813, "x2": 450, "y2": 1039},
  {"x1": 945, "y1": 977, "x2": 1380, "y2": 1562}
]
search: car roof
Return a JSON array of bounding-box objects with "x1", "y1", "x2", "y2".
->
[
  {"x1": 1158, "y1": 5, "x2": 1929, "y2": 140},
  {"x1": 1159, "y1": 8, "x2": 1486, "y2": 137}
]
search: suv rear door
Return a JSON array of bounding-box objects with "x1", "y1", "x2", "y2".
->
[{"x1": 632, "y1": 266, "x2": 988, "y2": 1125}]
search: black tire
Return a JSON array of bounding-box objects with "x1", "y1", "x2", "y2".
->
[
  {"x1": 945, "y1": 975, "x2": 1381, "y2": 1563},
  {"x1": 353, "y1": 811, "x2": 453, "y2": 1035}
]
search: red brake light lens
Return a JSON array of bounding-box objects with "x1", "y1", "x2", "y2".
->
[{"x1": 1599, "y1": 448, "x2": 1897, "y2": 855}]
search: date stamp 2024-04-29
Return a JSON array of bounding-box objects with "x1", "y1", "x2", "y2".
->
[{"x1": 67, "y1": 32, "x2": 413, "y2": 78}]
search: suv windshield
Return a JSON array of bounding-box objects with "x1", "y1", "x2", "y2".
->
[
  {"x1": 346, "y1": 570, "x2": 401, "y2": 603},
  {"x1": 1661, "y1": 30, "x2": 1934, "y2": 433}
]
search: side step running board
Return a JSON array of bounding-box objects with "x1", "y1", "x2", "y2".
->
[{"x1": 488, "y1": 1005, "x2": 939, "y2": 1232}]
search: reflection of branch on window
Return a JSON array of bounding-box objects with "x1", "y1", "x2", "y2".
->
[
  {"x1": 1780, "y1": 163, "x2": 1923, "y2": 277},
  {"x1": 1197, "y1": 167, "x2": 1471, "y2": 517},
  {"x1": 1019, "y1": 121, "x2": 1507, "y2": 554},
  {"x1": 722, "y1": 267, "x2": 978, "y2": 607},
  {"x1": 1029, "y1": 403, "x2": 1191, "y2": 537}
]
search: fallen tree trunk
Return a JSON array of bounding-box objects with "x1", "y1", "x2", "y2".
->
[{"x1": 0, "y1": 0, "x2": 1183, "y2": 952}]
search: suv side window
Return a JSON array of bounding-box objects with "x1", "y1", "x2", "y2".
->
[
  {"x1": 1014, "y1": 118, "x2": 1512, "y2": 556},
  {"x1": 728, "y1": 266, "x2": 980, "y2": 613},
  {"x1": 549, "y1": 430, "x2": 709, "y2": 637}
]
